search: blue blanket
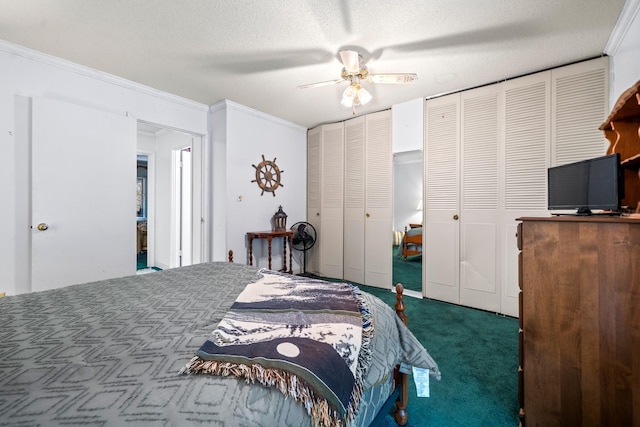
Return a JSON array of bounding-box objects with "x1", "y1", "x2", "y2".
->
[{"x1": 181, "y1": 270, "x2": 373, "y2": 426}]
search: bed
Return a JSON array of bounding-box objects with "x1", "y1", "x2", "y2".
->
[
  {"x1": 0, "y1": 258, "x2": 439, "y2": 426},
  {"x1": 402, "y1": 225, "x2": 423, "y2": 261}
]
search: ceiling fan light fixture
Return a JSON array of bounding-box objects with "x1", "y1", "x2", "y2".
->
[
  {"x1": 341, "y1": 84, "x2": 357, "y2": 107},
  {"x1": 341, "y1": 83, "x2": 372, "y2": 110},
  {"x1": 356, "y1": 86, "x2": 372, "y2": 105},
  {"x1": 340, "y1": 96, "x2": 354, "y2": 108}
]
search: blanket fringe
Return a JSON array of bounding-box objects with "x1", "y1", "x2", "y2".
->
[
  {"x1": 348, "y1": 285, "x2": 374, "y2": 423},
  {"x1": 181, "y1": 357, "x2": 347, "y2": 427},
  {"x1": 351, "y1": 286, "x2": 374, "y2": 384}
]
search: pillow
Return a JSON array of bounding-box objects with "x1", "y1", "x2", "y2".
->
[{"x1": 392, "y1": 230, "x2": 404, "y2": 246}]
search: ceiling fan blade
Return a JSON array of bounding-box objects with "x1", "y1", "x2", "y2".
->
[
  {"x1": 339, "y1": 50, "x2": 360, "y2": 74},
  {"x1": 371, "y1": 22, "x2": 535, "y2": 58},
  {"x1": 368, "y1": 73, "x2": 418, "y2": 84},
  {"x1": 206, "y1": 49, "x2": 334, "y2": 74},
  {"x1": 297, "y1": 79, "x2": 344, "y2": 90}
]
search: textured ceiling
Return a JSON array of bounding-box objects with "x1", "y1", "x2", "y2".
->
[{"x1": 0, "y1": 0, "x2": 626, "y2": 128}]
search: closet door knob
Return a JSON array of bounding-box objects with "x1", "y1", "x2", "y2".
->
[
  {"x1": 453, "y1": 215, "x2": 459, "y2": 220},
  {"x1": 37, "y1": 223, "x2": 49, "y2": 231},
  {"x1": 366, "y1": 213, "x2": 370, "y2": 218}
]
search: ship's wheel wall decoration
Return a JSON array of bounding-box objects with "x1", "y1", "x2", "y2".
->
[{"x1": 251, "y1": 155, "x2": 284, "y2": 196}]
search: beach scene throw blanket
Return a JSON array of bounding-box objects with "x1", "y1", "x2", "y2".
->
[{"x1": 181, "y1": 269, "x2": 373, "y2": 426}]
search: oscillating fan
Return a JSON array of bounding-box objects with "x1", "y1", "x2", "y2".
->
[{"x1": 290, "y1": 222, "x2": 317, "y2": 276}]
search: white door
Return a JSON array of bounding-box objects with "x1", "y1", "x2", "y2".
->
[
  {"x1": 424, "y1": 95, "x2": 461, "y2": 304},
  {"x1": 459, "y1": 86, "x2": 501, "y2": 312},
  {"x1": 175, "y1": 146, "x2": 192, "y2": 267},
  {"x1": 32, "y1": 97, "x2": 136, "y2": 292},
  {"x1": 425, "y1": 87, "x2": 502, "y2": 312},
  {"x1": 502, "y1": 72, "x2": 551, "y2": 318},
  {"x1": 343, "y1": 116, "x2": 366, "y2": 284},
  {"x1": 306, "y1": 127, "x2": 321, "y2": 274},
  {"x1": 319, "y1": 122, "x2": 344, "y2": 279},
  {"x1": 189, "y1": 136, "x2": 205, "y2": 264},
  {"x1": 364, "y1": 110, "x2": 393, "y2": 288}
]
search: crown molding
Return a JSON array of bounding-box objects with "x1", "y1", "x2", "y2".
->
[
  {"x1": 210, "y1": 99, "x2": 307, "y2": 132},
  {"x1": 0, "y1": 39, "x2": 209, "y2": 112},
  {"x1": 604, "y1": 0, "x2": 640, "y2": 55}
]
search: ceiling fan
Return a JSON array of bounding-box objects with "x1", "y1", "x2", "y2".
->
[{"x1": 297, "y1": 50, "x2": 417, "y2": 114}]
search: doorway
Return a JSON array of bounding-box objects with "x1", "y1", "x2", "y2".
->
[
  {"x1": 136, "y1": 122, "x2": 205, "y2": 271},
  {"x1": 137, "y1": 154, "x2": 150, "y2": 270},
  {"x1": 392, "y1": 150, "x2": 423, "y2": 296}
]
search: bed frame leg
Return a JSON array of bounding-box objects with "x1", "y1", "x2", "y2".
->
[
  {"x1": 394, "y1": 370, "x2": 409, "y2": 425},
  {"x1": 228, "y1": 250, "x2": 233, "y2": 263},
  {"x1": 394, "y1": 283, "x2": 409, "y2": 425}
]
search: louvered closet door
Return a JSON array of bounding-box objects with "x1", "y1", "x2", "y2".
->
[
  {"x1": 459, "y1": 85, "x2": 501, "y2": 313},
  {"x1": 319, "y1": 122, "x2": 345, "y2": 279},
  {"x1": 343, "y1": 116, "x2": 366, "y2": 284},
  {"x1": 306, "y1": 127, "x2": 322, "y2": 274},
  {"x1": 551, "y1": 57, "x2": 609, "y2": 166},
  {"x1": 502, "y1": 72, "x2": 551, "y2": 318},
  {"x1": 364, "y1": 110, "x2": 392, "y2": 288},
  {"x1": 424, "y1": 94, "x2": 460, "y2": 304}
]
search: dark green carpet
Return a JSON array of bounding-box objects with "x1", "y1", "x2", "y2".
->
[
  {"x1": 392, "y1": 245, "x2": 422, "y2": 293},
  {"x1": 137, "y1": 252, "x2": 147, "y2": 270},
  {"x1": 363, "y1": 285, "x2": 519, "y2": 427},
  {"x1": 321, "y1": 265, "x2": 519, "y2": 426}
]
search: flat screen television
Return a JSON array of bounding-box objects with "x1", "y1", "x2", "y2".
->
[{"x1": 547, "y1": 153, "x2": 623, "y2": 215}]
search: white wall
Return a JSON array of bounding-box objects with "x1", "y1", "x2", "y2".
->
[
  {"x1": 0, "y1": 40, "x2": 208, "y2": 295},
  {"x1": 392, "y1": 98, "x2": 424, "y2": 153},
  {"x1": 211, "y1": 100, "x2": 307, "y2": 273},
  {"x1": 0, "y1": 39, "x2": 307, "y2": 295},
  {"x1": 393, "y1": 151, "x2": 423, "y2": 231},
  {"x1": 210, "y1": 104, "x2": 229, "y2": 261},
  {"x1": 392, "y1": 98, "x2": 424, "y2": 238},
  {"x1": 606, "y1": 0, "x2": 640, "y2": 102},
  {"x1": 137, "y1": 133, "x2": 157, "y2": 152}
]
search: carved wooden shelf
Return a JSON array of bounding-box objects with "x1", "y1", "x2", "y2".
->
[
  {"x1": 600, "y1": 79, "x2": 640, "y2": 210},
  {"x1": 600, "y1": 80, "x2": 640, "y2": 128},
  {"x1": 621, "y1": 153, "x2": 640, "y2": 169}
]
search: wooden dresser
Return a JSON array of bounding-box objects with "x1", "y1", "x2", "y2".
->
[{"x1": 517, "y1": 216, "x2": 640, "y2": 426}]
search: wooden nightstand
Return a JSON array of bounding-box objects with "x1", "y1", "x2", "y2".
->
[{"x1": 247, "y1": 230, "x2": 294, "y2": 274}]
